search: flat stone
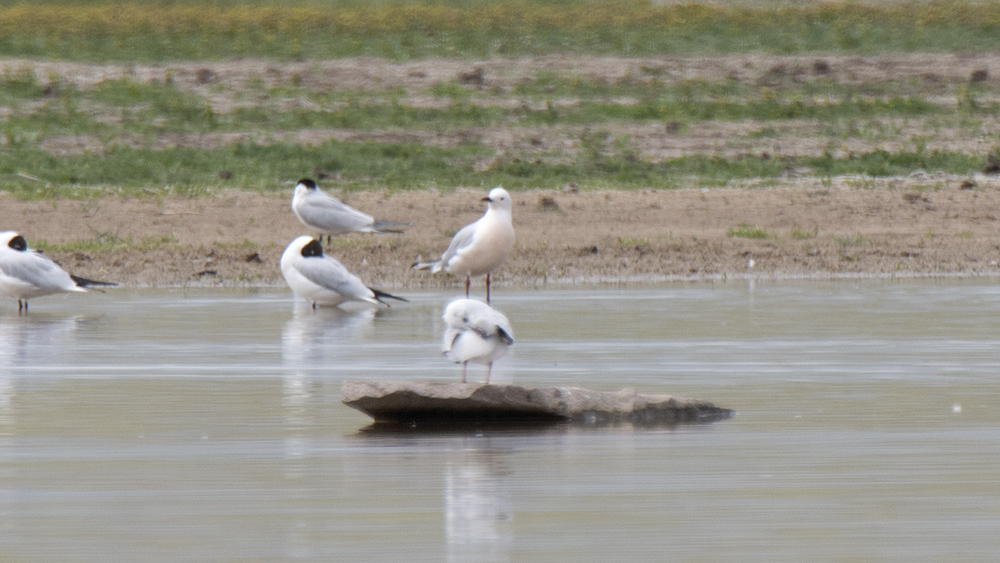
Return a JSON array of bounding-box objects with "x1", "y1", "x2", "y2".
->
[{"x1": 342, "y1": 380, "x2": 734, "y2": 428}]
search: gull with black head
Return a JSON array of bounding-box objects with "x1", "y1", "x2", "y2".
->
[
  {"x1": 0, "y1": 230, "x2": 116, "y2": 312},
  {"x1": 291, "y1": 178, "x2": 408, "y2": 243},
  {"x1": 281, "y1": 235, "x2": 406, "y2": 309}
]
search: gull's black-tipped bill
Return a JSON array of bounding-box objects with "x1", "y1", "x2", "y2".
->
[{"x1": 70, "y1": 275, "x2": 117, "y2": 288}]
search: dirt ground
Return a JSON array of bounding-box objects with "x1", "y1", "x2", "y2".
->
[
  {"x1": 5, "y1": 174, "x2": 1000, "y2": 292},
  {"x1": 5, "y1": 53, "x2": 1000, "y2": 292}
]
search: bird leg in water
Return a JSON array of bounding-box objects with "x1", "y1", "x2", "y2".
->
[
  {"x1": 461, "y1": 362, "x2": 468, "y2": 383},
  {"x1": 486, "y1": 361, "x2": 494, "y2": 384},
  {"x1": 464, "y1": 276, "x2": 471, "y2": 298},
  {"x1": 18, "y1": 299, "x2": 26, "y2": 313},
  {"x1": 486, "y1": 273, "x2": 491, "y2": 305}
]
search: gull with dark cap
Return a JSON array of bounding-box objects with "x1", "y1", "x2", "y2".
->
[
  {"x1": 280, "y1": 235, "x2": 407, "y2": 309},
  {"x1": 291, "y1": 178, "x2": 408, "y2": 243},
  {"x1": 0, "y1": 230, "x2": 116, "y2": 312},
  {"x1": 413, "y1": 186, "x2": 514, "y2": 304}
]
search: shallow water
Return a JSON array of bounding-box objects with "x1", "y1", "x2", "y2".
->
[{"x1": 0, "y1": 279, "x2": 998, "y2": 561}]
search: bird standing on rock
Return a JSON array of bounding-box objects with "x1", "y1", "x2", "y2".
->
[
  {"x1": 441, "y1": 298, "x2": 514, "y2": 384},
  {"x1": 0, "y1": 231, "x2": 116, "y2": 312},
  {"x1": 413, "y1": 187, "x2": 514, "y2": 304},
  {"x1": 280, "y1": 236, "x2": 407, "y2": 309},
  {"x1": 291, "y1": 178, "x2": 408, "y2": 243}
]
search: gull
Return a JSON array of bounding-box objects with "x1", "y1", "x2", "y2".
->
[
  {"x1": 280, "y1": 236, "x2": 407, "y2": 309},
  {"x1": 442, "y1": 298, "x2": 514, "y2": 384},
  {"x1": 0, "y1": 231, "x2": 116, "y2": 312},
  {"x1": 413, "y1": 187, "x2": 514, "y2": 304},
  {"x1": 291, "y1": 178, "x2": 408, "y2": 242}
]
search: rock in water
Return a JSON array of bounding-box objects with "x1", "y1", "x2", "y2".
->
[{"x1": 341, "y1": 380, "x2": 733, "y2": 428}]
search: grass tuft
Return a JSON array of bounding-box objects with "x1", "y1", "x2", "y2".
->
[
  {"x1": 834, "y1": 233, "x2": 867, "y2": 249},
  {"x1": 617, "y1": 236, "x2": 649, "y2": 246},
  {"x1": 33, "y1": 232, "x2": 178, "y2": 252},
  {"x1": 790, "y1": 226, "x2": 818, "y2": 239},
  {"x1": 727, "y1": 224, "x2": 770, "y2": 239}
]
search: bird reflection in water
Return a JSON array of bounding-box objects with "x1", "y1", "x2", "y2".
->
[
  {"x1": 445, "y1": 440, "x2": 513, "y2": 563},
  {"x1": 279, "y1": 305, "x2": 380, "y2": 557},
  {"x1": 0, "y1": 314, "x2": 83, "y2": 430},
  {"x1": 280, "y1": 304, "x2": 378, "y2": 466},
  {"x1": 281, "y1": 303, "x2": 377, "y2": 370}
]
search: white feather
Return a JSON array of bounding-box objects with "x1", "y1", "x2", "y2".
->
[
  {"x1": 442, "y1": 298, "x2": 514, "y2": 367},
  {"x1": 0, "y1": 231, "x2": 84, "y2": 304},
  {"x1": 291, "y1": 179, "x2": 405, "y2": 237},
  {"x1": 414, "y1": 187, "x2": 514, "y2": 278},
  {"x1": 280, "y1": 236, "x2": 402, "y2": 308}
]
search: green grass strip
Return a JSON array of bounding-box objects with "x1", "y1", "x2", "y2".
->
[
  {"x1": 3, "y1": 1, "x2": 1000, "y2": 61},
  {"x1": 0, "y1": 140, "x2": 987, "y2": 198}
]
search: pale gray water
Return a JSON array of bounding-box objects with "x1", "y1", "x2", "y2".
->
[{"x1": 0, "y1": 279, "x2": 998, "y2": 561}]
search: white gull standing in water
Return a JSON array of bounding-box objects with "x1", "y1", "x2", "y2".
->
[
  {"x1": 413, "y1": 187, "x2": 514, "y2": 304},
  {"x1": 280, "y1": 236, "x2": 406, "y2": 309},
  {"x1": 0, "y1": 231, "x2": 115, "y2": 312}
]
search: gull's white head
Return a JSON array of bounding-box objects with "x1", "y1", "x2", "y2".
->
[
  {"x1": 482, "y1": 187, "x2": 512, "y2": 213},
  {"x1": 442, "y1": 298, "x2": 473, "y2": 329}
]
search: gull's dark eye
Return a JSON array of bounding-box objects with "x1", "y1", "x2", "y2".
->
[
  {"x1": 8, "y1": 235, "x2": 27, "y2": 252},
  {"x1": 301, "y1": 239, "x2": 324, "y2": 258}
]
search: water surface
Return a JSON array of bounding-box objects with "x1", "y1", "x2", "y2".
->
[{"x1": 0, "y1": 279, "x2": 998, "y2": 561}]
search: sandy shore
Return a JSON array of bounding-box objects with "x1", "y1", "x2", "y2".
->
[{"x1": 5, "y1": 174, "x2": 1000, "y2": 294}]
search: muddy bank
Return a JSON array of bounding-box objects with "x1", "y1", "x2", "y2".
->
[{"x1": 5, "y1": 176, "x2": 1000, "y2": 292}]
